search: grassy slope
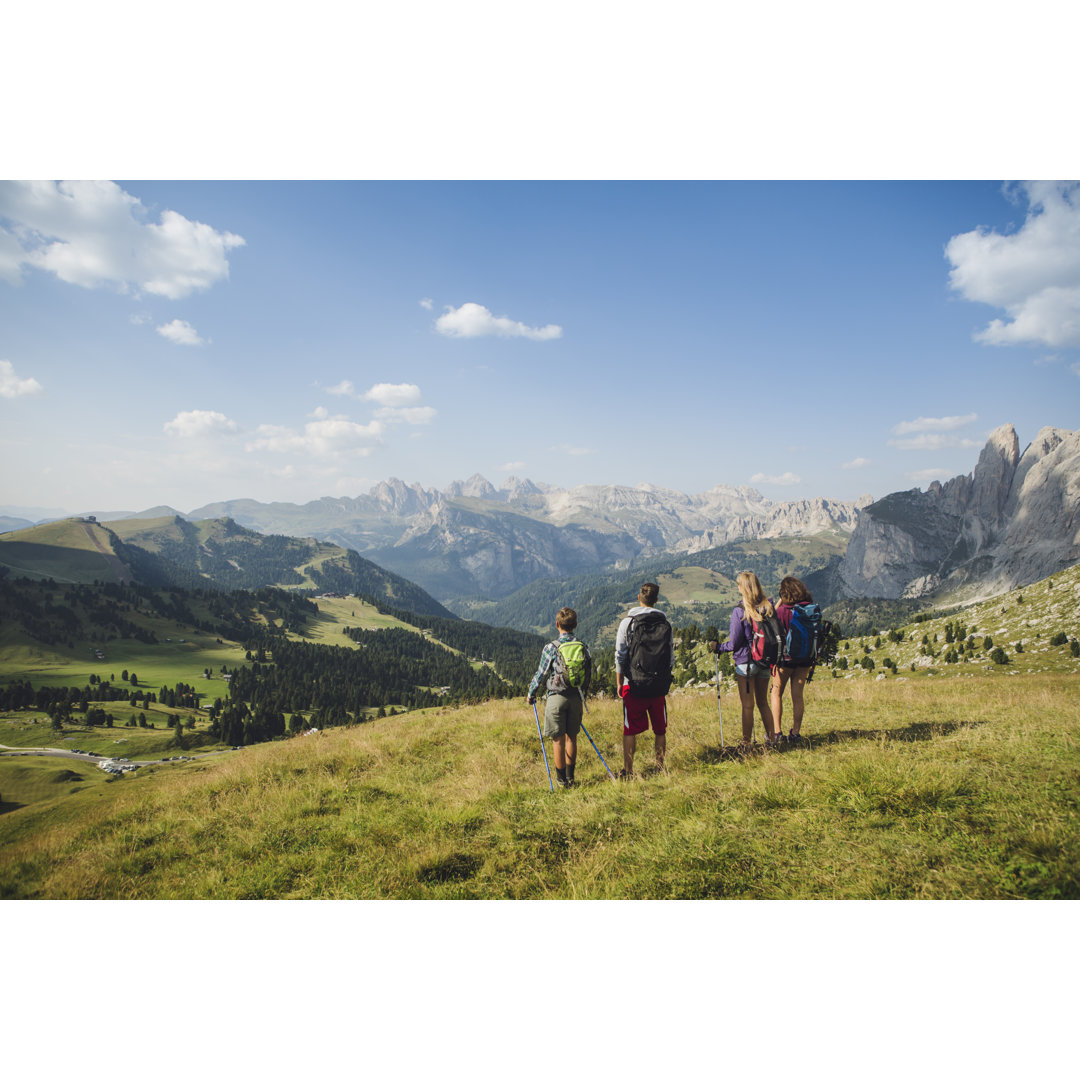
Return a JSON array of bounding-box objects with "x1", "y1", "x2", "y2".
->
[
  {"x1": 0, "y1": 519, "x2": 120, "y2": 583},
  {"x1": 827, "y1": 563, "x2": 1080, "y2": 681},
  {"x1": 2, "y1": 670, "x2": 1076, "y2": 899}
]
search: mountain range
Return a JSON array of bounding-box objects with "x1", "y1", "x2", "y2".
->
[
  {"x1": 3, "y1": 421, "x2": 1077, "y2": 610},
  {"x1": 58, "y1": 480, "x2": 870, "y2": 601}
]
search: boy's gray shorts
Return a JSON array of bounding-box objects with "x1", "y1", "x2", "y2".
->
[{"x1": 543, "y1": 692, "x2": 583, "y2": 738}]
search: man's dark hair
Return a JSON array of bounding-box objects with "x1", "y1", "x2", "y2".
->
[
  {"x1": 556, "y1": 606, "x2": 578, "y2": 631},
  {"x1": 638, "y1": 582, "x2": 660, "y2": 606}
]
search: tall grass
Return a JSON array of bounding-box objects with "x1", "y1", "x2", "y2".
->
[{"x1": 2, "y1": 673, "x2": 1077, "y2": 899}]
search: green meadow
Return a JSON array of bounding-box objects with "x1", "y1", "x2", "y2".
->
[{"x1": 2, "y1": 670, "x2": 1077, "y2": 899}]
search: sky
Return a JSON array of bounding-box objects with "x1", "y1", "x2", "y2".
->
[{"x1": 2, "y1": 177, "x2": 1078, "y2": 517}]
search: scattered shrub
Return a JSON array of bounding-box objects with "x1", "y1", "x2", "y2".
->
[{"x1": 990, "y1": 647, "x2": 1009, "y2": 665}]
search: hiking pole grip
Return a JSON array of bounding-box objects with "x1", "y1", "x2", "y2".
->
[{"x1": 532, "y1": 701, "x2": 554, "y2": 792}]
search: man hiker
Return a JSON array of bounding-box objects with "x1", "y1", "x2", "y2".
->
[
  {"x1": 614, "y1": 582, "x2": 674, "y2": 778},
  {"x1": 527, "y1": 607, "x2": 593, "y2": 788}
]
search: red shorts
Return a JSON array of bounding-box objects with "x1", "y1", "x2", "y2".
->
[{"x1": 622, "y1": 693, "x2": 668, "y2": 736}]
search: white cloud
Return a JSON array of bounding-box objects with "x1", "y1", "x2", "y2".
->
[
  {"x1": 435, "y1": 301, "x2": 562, "y2": 341},
  {"x1": 750, "y1": 471, "x2": 802, "y2": 486},
  {"x1": 246, "y1": 416, "x2": 384, "y2": 457},
  {"x1": 0, "y1": 359, "x2": 43, "y2": 398},
  {"x1": 501, "y1": 461, "x2": 526, "y2": 471},
  {"x1": 553, "y1": 443, "x2": 594, "y2": 457},
  {"x1": 1071, "y1": 362, "x2": 1080, "y2": 378},
  {"x1": 375, "y1": 405, "x2": 436, "y2": 425},
  {"x1": 327, "y1": 380, "x2": 356, "y2": 397},
  {"x1": 0, "y1": 180, "x2": 245, "y2": 300},
  {"x1": 908, "y1": 468, "x2": 952, "y2": 485},
  {"x1": 157, "y1": 319, "x2": 206, "y2": 346},
  {"x1": 889, "y1": 434, "x2": 981, "y2": 451},
  {"x1": 842, "y1": 457, "x2": 871, "y2": 470},
  {"x1": 419, "y1": 297, "x2": 433, "y2": 310},
  {"x1": 946, "y1": 181, "x2": 1080, "y2": 349},
  {"x1": 892, "y1": 413, "x2": 977, "y2": 435},
  {"x1": 362, "y1": 382, "x2": 422, "y2": 407},
  {"x1": 1034, "y1": 354, "x2": 1060, "y2": 366},
  {"x1": 163, "y1": 409, "x2": 238, "y2": 438}
]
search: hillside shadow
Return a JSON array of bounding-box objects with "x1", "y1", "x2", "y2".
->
[
  {"x1": 0, "y1": 800, "x2": 27, "y2": 815},
  {"x1": 695, "y1": 719, "x2": 984, "y2": 763}
]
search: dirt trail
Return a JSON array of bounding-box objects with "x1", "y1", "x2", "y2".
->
[{"x1": 81, "y1": 522, "x2": 133, "y2": 584}]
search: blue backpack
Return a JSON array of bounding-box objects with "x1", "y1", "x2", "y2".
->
[{"x1": 784, "y1": 603, "x2": 823, "y2": 666}]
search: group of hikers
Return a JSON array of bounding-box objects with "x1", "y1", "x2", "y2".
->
[{"x1": 526, "y1": 574, "x2": 824, "y2": 786}]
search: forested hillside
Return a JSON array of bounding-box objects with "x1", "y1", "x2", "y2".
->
[{"x1": 0, "y1": 576, "x2": 546, "y2": 750}]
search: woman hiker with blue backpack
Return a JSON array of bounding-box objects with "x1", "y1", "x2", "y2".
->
[
  {"x1": 527, "y1": 606, "x2": 592, "y2": 788},
  {"x1": 771, "y1": 575, "x2": 820, "y2": 742},
  {"x1": 706, "y1": 570, "x2": 779, "y2": 750}
]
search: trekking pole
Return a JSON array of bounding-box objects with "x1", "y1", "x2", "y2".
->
[
  {"x1": 531, "y1": 701, "x2": 554, "y2": 792},
  {"x1": 574, "y1": 688, "x2": 615, "y2": 781},
  {"x1": 714, "y1": 653, "x2": 725, "y2": 749},
  {"x1": 583, "y1": 721, "x2": 617, "y2": 781}
]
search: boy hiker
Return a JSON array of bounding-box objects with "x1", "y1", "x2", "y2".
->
[
  {"x1": 527, "y1": 607, "x2": 592, "y2": 788},
  {"x1": 615, "y1": 582, "x2": 675, "y2": 778}
]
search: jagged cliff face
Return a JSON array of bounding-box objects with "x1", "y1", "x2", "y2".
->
[{"x1": 838, "y1": 424, "x2": 1080, "y2": 599}]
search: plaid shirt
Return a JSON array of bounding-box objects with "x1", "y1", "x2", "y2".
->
[{"x1": 528, "y1": 632, "x2": 591, "y2": 700}]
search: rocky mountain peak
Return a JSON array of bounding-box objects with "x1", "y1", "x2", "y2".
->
[
  {"x1": 839, "y1": 422, "x2": 1078, "y2": 599},
  {"x1": 970, "y1": 423, "x2": 1020, "y2": 524}
]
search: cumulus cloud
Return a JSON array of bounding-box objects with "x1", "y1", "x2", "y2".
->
[
  {"x1": 246, "y1": 416, "x2": 384, "y2": 457},
  {"x1": 842, "y1": 457, "x2": 871, "y2": 470},
  {"x1": 419, "y1": 297, "x2": 433, "y2": 310},
  {"x1": 362, "y1": 382, "x2": 422, "y2": 407},
  {"x1": 892, "y1": 413, "x2": 977, "y2": 435},
  {"x1": 375, "y1": 405, "x2": 436, "y2": 425},
  {"x1": 436, "y1": 301, "x2": 562, "y2": 341},
  {"x1": 157, "y1": 319, "x2": 206, "y2": 346},
  {"x1": 946, "y1": 181, "x2": 1080, "y2": 349},
  {"x1": 889, "y1": 434, "x2": 981, "y2": 451},
  {"x1": 327, "y1": 380, "x2": 356, "y2": 397},
  {"x1": 750, "y1": 471, "x2": 802, "y2": 486},
  {"x1": 163, "y1": 409, "x2": 238, "y2": 438},
  {"x1": 0, "y1": 359, "x2": 43, "y2": 398},
  {"x1": 0, "y1": 180, "x2": 245, "y2": 299},
  {"x1": 908, "y1": 468, "x2": 952, "y2": 485}
]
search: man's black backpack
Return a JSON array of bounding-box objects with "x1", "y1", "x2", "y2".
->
[{"x1": 627, "y1": 610, "x2": 673, "y2": 697}]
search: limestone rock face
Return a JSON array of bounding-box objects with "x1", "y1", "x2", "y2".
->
[{"x1": 838, "y1": 424, "x2": 1080, "y2": 599}]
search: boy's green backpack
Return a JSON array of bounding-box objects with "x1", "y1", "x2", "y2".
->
[{"x1": 552, "y1": 639, "x2": 587, "y2": 691}]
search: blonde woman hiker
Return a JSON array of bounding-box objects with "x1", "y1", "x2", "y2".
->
[{"x1": 707, "y1": 571, "x2": 779, "y2": 749}]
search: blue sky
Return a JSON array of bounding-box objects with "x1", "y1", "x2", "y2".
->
[{"x1": 1, "y1": 178, "x2": 1078, "y2": 516}]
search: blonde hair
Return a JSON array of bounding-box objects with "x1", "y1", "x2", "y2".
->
[{"x1": 736, "y1": 571, "x2": 774, "y2": 623}]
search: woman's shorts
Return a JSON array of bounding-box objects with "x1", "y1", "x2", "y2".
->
[{"x1": 735, "y1": 662, "x2": 772, "y2": 680}]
